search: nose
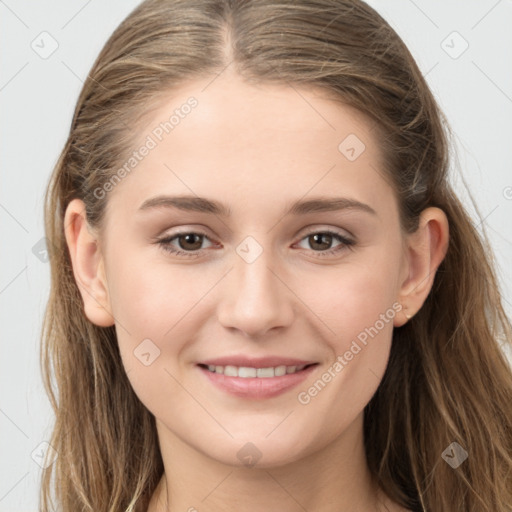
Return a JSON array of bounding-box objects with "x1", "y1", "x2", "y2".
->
[{"x1": 216, "y1": 243, "x2": 295, "y2": 338}]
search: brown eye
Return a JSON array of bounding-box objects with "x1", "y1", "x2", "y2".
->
[
  {"x1": 308, "y1": 233, "x2": 334, "y2": 251},
  {"x1": 296, "y1": 230, "x2": 355, "y2": 257},
  {"x1": 156, "y1": 231, "x2": 214, "y2": 257},
  {"x1": 176, "y1": 233, "x2": 204, "y2": 251}
]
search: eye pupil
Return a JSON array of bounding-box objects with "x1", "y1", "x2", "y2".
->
[
  {"x1": 310, "y1": 233, "x2": 332, "y2": 250},
  {"x1": 179, "y1": 233, "x2": 203, "y2": 250}
]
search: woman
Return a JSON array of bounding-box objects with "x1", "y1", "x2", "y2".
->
[{"x1": 40, "y1": 0, "x2": 512, "y2": 510}]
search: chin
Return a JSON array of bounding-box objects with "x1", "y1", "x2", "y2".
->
[{"x1": 204, "y1": 433, "x2": 313, "y2": 469}]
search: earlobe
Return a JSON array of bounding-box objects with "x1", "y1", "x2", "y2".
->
[
  {"x1": 64, "y1": 198, "x2": 115, "y2": 327},
  {"x1": 394, "y1": 207, "x2": 449, "y2": 327}
]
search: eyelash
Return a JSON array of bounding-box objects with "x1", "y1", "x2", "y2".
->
[{"x1": 155, "y1": 229, "x2": 355, "y2": 259}]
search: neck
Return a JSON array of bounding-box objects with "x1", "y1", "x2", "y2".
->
[{"x1": 148, "y1": 413, "x2": 389, "y2": 512}]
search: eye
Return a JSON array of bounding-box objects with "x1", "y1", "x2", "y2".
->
[
  {"x1": 156, "y1": 231, "x2": 214, "y2": 258},
  {"x1": 295, "y1": 230, "x2": 355, "y2": 257}
]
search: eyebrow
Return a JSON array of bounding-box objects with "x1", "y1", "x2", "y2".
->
[{"x1": 138, "y1": 195, "x2": 377, "y2": 217}]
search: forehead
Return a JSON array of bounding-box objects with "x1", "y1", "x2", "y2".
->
[
  {"x1": 142, "y1": 72, "x2": 379, "y2": 160},
  {"x1": 104, "y1": 71, "x2": 394, "y2": 222}
]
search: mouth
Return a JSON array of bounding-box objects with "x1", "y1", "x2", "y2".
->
[
  {"x1": 198, "y1": 362, "x2": 316, "y2": 378},
  {"x1": 196, "y1": 359, "x2": 319, "y2": 399}
]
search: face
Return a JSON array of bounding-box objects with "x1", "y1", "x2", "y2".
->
[{"x1": 88, "y1": 71, "x2": 411, "y2": 467}]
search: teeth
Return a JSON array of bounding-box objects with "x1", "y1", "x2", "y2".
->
[
  {"x1": 224, "y1": 365, "x2": 238, "y2": 377},
  {"x1": 238, "y1": 366, "x2": 257, "y2": 378},
  {"x1": 203, "y1": 363, "x2": 310, "y2": 378},
  {"x1": 274, "y1": 365, "x2": 287, "y2": 377},
  {"x1": 257, "y1": 367, "x2": 274, "y2": 378}
]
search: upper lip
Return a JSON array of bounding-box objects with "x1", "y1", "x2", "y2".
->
[{"x1": 199, "y1": 356, "x2": 317, "y2": 368}]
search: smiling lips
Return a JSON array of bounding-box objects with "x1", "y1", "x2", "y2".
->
[
  {"x1": 197, "y1": 356, "x2": 318, "y2": 399},
  {"x1": 206, "y1": 363, "x2": 310, "y2": 378}
]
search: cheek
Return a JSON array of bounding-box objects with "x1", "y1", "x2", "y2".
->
[
  {"x1": 291, "y1": 252, "x2": 401, "y2": 419},
  {"x1": 104, "y1": 246, "x2": 191, "y2": 386},
  {"x1": 109, "y1": 266, "x2": 192, "y2": 421},
  {"x1": 107, "y1": 244, "x2": 193, "y2": 337},
  {"x1": 303, "y1": 254, "x2": 401, "y2": 350},
  {"x1": 104, "y1": 243, "x2": 232, "y2": 414},
  {"x1": 312, "y1": 278, "x2": 397, "y2": 403}
]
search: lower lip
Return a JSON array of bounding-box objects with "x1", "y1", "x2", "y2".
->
[{"x1": 198, "y1": 365, "x2": 317, "y2": 399}]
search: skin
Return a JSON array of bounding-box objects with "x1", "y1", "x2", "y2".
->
[{"x1": 64, "y1": 69, "x2": 449, "y2": 512}]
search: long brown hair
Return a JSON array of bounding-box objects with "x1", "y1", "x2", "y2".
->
[{"x1": 40, "y1": 0, "x2": 512, "y2": 510}]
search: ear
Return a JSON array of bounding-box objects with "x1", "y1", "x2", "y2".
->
[
  {"x1": 64, "y1": 198, "x2": 115, "y2": 327},
  {"x1": 394, "y1": 207, "x2": 449, "y2": 327}
]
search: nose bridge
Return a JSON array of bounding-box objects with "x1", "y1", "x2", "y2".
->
[{"x1": 217, "y1": 235, "x2": 294, "y2": 337}]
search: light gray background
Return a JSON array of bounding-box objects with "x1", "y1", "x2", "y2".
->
[{"x1": 1, "y1": 1, "x2": 511, "y2": 510}]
